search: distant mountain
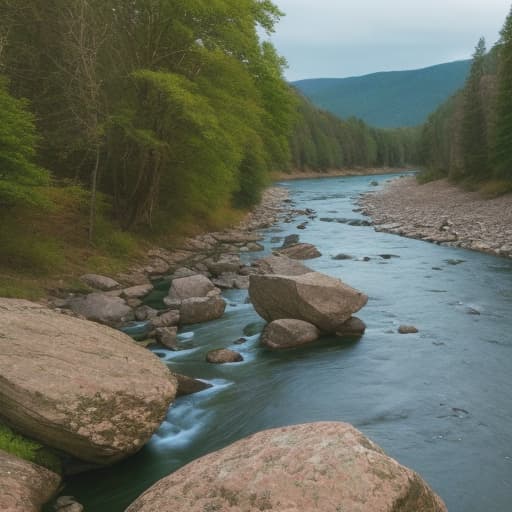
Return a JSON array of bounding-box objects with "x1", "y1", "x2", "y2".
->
[{"x1": 292, "y1": 60, "x2": 471, "y2": 128}]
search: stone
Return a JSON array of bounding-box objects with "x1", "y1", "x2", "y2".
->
[
  {"x1": 121, "y1": 284, "x2": 154, "y2": 299},
  {"x1": 243, "y1": 321, "x2": 267, "y2": 336},
  {"x1": 155, "y1": 327, "x2": 178, "y2": 350},
  {"x1": 66, "y1": 293, "x2": 133, "y2": 327},
  {"x1": 206, "y1": 254, "x2": 242, "y2": 276},
  {"x1": 0, "y1": 449, "x2": 61, "y2": 512},
  {"x1": 261, "y1": 319, "x2": 321, "y2": 349},
  {"x1": 150, "y1": 310, "x2": 180, "y2": 328},
  {"x1": 173, "y1": 373, "x2": 213, "y2": 397},
  {"x1": 134, "y1": 306, "x2": 159, "y2": 322},
  {"x1": 179, "y1": 293, "x2": 226, "y2": 325},
  {"x1": 281, "y1": 234, "x2": 300, "y2": 248},
  {"x1": 249, "y1": 271, "x2": 368, "y2": 333},
  {"x1": 143, "y1": 258, "x2": 170, "y2": 276},
  {"x1": 252, "y1": 254, "x2": 311, "y2": 276},
  {"x1": 0, "y1": 299, "x2": 177, "y2": 465},
  {"x1": 398, "y1": 325, "x2": 419, "y2": 334},
  {"x1": 168, "y1": 274, "x2": 217, "y2": 301},
  {"x1": 211, "y1": 231, "x2": 262, "y2": 244},
  {"x1": 246, "y1": 242, "x2": 265, "y2": 252},
  {"x1": 212, "y1": 272, "x2": 238, "y2": 289},
  {"x1": 332, "y1": 253, "x2": 353, "y2": 260},
  {"x1": 125, "y1": 422, "x2": 447, "y2": 512},
  {"x1": 54, "y1": 496, "x2": 84, "y2": 512},
  {"x1": 80, "y1": 274, "x2": 119, "y2": 291},
  {"x1": 336, "y1": 316, "x2": 367, "y2": 337},
  {"x1": 278, "y1": 243, "x2": 322, "y2": 260},
  {"x1": 206, "y1": 349, "x2": 243, "y2": 364}
]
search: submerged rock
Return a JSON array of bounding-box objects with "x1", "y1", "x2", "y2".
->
[
  {"x1": 278, "y1": 243, "x2": 322, "y2": 260},
  {"x1": 281, "y1": 234, "x2": 300, "y2": 248},
  {"x1": 336, "y1": 316, "x2": 367, "y2": 337},
  {"x1": 0, "y1": 449, "x2": 61, "y2": 512},
  {"x1": 125, "y1": 422, "x2": 447, "y2": 512},
  {"x1": 206, "y1": 349, "x2": 243, "y2": 364},
  {"x1": 261, "y1": 319, "x2": 321, "y2": 349},
  {"x1": 0, "y1": 299, "x2": 177, "y2": 465},
  {"x1": 398, "y1": 325, "x2": 419, "y2": 334},
  {"x1": 249, "y1": 271, "x2": 368, "y2": 332},
  {"x1": 173, "y1": 373, "x2": 213, "y2": 397}
]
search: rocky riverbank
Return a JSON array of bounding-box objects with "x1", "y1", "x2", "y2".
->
[
  {"x1": 273, "y1": 166, "x2": 408, "y2": 181},
  {"x1": 360, "y1": 176, "x2": 512, "y2": 258}
]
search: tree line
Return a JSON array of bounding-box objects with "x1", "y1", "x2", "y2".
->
[
  {"x1": 420, "y1": 5, "x2": 512, "y2": 187},
  {"x1": 0, "y1": 0, "x2": 419, "y2": 243}
]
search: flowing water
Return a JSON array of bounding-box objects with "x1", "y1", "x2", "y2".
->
[{"x1": 67, "y1": 174, "x2": 512, "y2": 512}]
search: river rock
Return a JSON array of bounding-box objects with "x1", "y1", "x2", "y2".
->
[
  {"x1": 277, "y1": 243, "x2": 322, "y2": 260},
  {"x1": 246, "y1": 242, "x2": 265, "y2": 252},
  {"x1": 0, "y1": 299, "x2": 177, "y2": 465},
  {"x1": 66, "y1": 293, "x2": 133, "y2": 327},
  {"x1": 206, "y1": 349, "x2": 243, "y2": 364},
  {"x1": 125, "y1": 422, "x2": 447, "y2": 512},
  {"x1": 54, "y1": 496, "x2": 84, "y2": 512},
  {"x1": 261, "y1": 319, "x2": 321, "y2": 349},
  {"x1": 398, "y1": 325, "x2": 419, "y2": 334},
  {"x1": 80, "y1": 274, "x2": 119, "y2": 291},
  {"x1": 179, "y1": 292, "x2": 226, "y2": 325},
  {"x1": 281, "y1": 234, "x2": 300, "y2": 248},
  {"x1": 336, "y1": 316, "x2": 367, "y2": 337},
  {"x1": 0, "y1": 449, "x2": 61, "y2": 512},
  {"x1": 249, "y1": 272, "x2": 368, "y2": 332},
  {"x1": 206, "y1": 254, "x2": 242, "y2": 276},
  {"x1": 134, "y1": 306, "x2": 159, "y2": 322},
  {"x1": 121, "y1": 284, "x2": 153, "y2": 300},
  {"x1": 171, "y1": 267, "x2": 197, "y2": 279},
  {"x1": 150, "y1": 310, "x2": 180, "y2": 328},
  {"x1": 155, "y1": 327, "x2": 178, "y2": 350},
  {"x1": 173, "y1": 373, "x2": 213, "y2": 397},
  {"x1": 252, "y1": 254, "x2": 311, "y2": 276},
  {"x1": 168, "y1": 275, "x2": 216, "y2": 301}
]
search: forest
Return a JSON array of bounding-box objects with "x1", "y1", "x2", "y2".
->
[
  {"x1": 0, "y1": 0, "x2": 417, "y2": 260},
  {"x1": 420, "y1": 6, "x2": 512, "y2": 194}
]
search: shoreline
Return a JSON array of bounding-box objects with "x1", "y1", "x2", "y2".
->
[
  {"x1": 272, "y1": 167, "x2": 413, "y2": 181},
  {"x1": 360, "y1": 176, "x2": 512, "y2": 259}
]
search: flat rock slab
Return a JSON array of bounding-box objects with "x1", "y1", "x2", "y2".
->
[
  {"x1": 249, "y1": 271, "x2": 368, "y2": 332},
  {"x1": 252, "y1": 254, "x2": 312, "y2": 276},
  {"x1": 0, "y1": 299, "x2": 177, "y2": 465},
  {"x1": 125, "y1": 422, "x2": 447, "y2": 512},
  {"x1": 0, "y1": 449, "x2": 61, "y2": 512}
]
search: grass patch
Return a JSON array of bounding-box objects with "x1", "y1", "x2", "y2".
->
[
  {"x1": 0, "y1": 423, "x2": 61, "y2": 474},
  {"x1": 479, "y1": 179, "x2": 512, "y2": 198},
  {"x1": 416, "y1": 168, "x2": 447, "y2": 184}
]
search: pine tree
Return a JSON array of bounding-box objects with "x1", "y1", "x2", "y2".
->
[
  {"x1": 494, "y1": 7, "x2": 512, "y2": 179},
  {"x1": 461, "y1": 37, "x2": 488, "y2": 179}
]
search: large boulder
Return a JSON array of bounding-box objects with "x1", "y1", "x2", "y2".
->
[
  {"x1": 167, "y1": 275, "x2": 216, "y2": 301},
  {"x1": 0, "y1": 450, "x2": 61, "y2": 512},
  {"x1": 252, "y1": 254, "x2": 311, "y2": 276},
  {"x1": 277, "y1": 243, "x2": 322, "y2": 260},
  {"x1": 125, "y1": 422, "x2": 447, "y2": 512},
  {"x1": 261, "y1": 319, "x2": 321, "y2": 349},
  {"x1": 249, "y1": 271, "x2": 368, "y2": 332},
  {"x1": 0, "y1": 299, "x2": 177, "y2": 465},
  {"x1": 179, "y1": 292, "x2": 226, "y2": 325},
  {"x1": 66, "y1": 293, "x2": 133, "y2": 327}
]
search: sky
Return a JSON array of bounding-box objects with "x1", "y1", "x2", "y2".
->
[{"x1": 267, "y1": 0, "x2": 512, "y2": 81}]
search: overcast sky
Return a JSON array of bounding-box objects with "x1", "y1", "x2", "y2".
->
[{"x1": 268, "y1": 0, "x2": 512, "y2": 81}]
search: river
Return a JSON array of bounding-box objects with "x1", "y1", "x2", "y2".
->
[{"x1": 67, "y1": 173, "x2": 512, "y2": 512}]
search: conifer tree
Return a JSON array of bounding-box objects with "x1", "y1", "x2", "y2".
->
[{"x1": 494, "y1": 6, "x2": 512, "y2": 179}]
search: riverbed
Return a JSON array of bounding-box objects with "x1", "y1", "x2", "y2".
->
[{"x1": 68, "y1": 173, "x2": 512, "y2": 512}]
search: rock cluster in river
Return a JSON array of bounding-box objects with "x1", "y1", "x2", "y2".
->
[
  {"x1": 125, "y1": 422, "x2": 447, "y2": 512},
  {"x1": 360, "y1": 176, "x2": 512, "y2": 258}
]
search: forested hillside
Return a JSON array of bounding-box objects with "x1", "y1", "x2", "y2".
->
[
  {"x1": 294, "y1": 60, "x2": 471, "y2": 128},
  {"x1": 420, "y1": 6, "x2": 512, "y2": 193},
  {"x1": 0, "y1": 0, "x2": 419, "y2": 295}
]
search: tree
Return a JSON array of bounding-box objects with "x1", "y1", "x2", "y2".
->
[
  {"x1": 461, "y1": 37, "x2": 488, "y2": 179},
  {"x1": 494, "y1": 6, "x2": 512, "y2": 179},
  {"x1": 0, "y1": 77, "x2": 50, "y2": 210}
]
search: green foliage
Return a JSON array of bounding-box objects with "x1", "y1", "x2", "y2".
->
[
  {"x1": 0, "y1": 424, "x2": 61, "y2": 474},
  {"x1": 0, "y1": 77, "x2": 50, "y2": 209},
  {"x1": 494, "y1": 6, "x2": 512, "y2": 179},
  {"x1": 293, "y1": 60, "x2": 471, "y2": 128}
]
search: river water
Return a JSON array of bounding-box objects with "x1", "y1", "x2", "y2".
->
[{"x1": 68, "y1": 174, "x2": 512, "y2": 512}]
